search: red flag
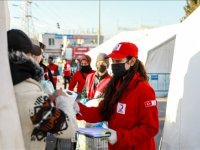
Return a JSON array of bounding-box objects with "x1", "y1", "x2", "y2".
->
[{"x1": 144, "y1": 100, "x2": 157, "y2": 107}]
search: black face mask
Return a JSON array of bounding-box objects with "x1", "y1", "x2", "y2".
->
[
  {"x1": 97, "y1": 65, "x2": 107, "y2": 73},
  {"x1": 81, "y1": 65, "x2": 92, "y2": 73},
  {"x1": 111, "y1": 63, "x2": 127, "y2": 77}
]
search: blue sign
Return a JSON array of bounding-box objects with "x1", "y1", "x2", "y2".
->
[
  {"x1": 67, "y1": 35, "x2": 73, "y2": 39},
  {"x1": 54, "y1": 34, "x2": 77, "y2": 39},
  {"x1": 55, "y1": 34, "x2": 63, "y2": 39},
  {"x1": 151, "y1": 74, "x2": 158, "y2": 80}
]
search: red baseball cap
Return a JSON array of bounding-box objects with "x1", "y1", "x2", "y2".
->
[{"x1": 105, "y1": 42, "x2": 138, "y2": 59}]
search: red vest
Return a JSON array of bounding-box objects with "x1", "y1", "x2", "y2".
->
[
  {"x1": 63, "y1": 63, "x2": 71, "y2": 77},
  {"x1": 47, "y1": 63, "x2": 58, "y2": 86},
  {"x1": 85, "y1": 73, "x2": 111, "y2": 99}
]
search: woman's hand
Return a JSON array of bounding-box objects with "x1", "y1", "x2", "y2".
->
[
  {"x1": 49, "y1": 88, "x2": 66, "y2": 102},
  {"x1": 108, "y1": 128, "x2": 117, "y2": 145}
]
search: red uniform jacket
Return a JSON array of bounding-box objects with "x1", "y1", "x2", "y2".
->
[
  {"x1": 68, "y1": 70, "x2": 95, "y2": 93},
  {"x1": 85, "y1": 73, "x2": 111, "y2": 99},
  {"x1": 63, "y1": 63, "x2": 71, "y2": 77},
  {"x1": 77, "y1": 73, "x2": 159, "y2": 150},
  {"x1": 47, "y1": 63, "x2": 58, "y2": 86}
]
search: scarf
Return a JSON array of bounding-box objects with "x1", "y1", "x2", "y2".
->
[{"x1": 9, "y1": 51, "x2": 44, "y2": 85}]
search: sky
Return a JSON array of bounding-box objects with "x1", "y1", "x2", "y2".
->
[{"x1": 8, "y1": 0, "x2": 187, "y2": 40}]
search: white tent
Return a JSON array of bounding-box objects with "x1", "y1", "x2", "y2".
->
[
  {"x1": 87, "y1": 24, "x2": 179, "y2": 97},
  {"x1": 0, "y1": 1, "x2": 25, "y2": 149},
  {"x1": 161, "y1": 6, "x2": 200, "y2": 150},
  {"x1": 145, "y1": 36, "x2": 176, "y2": 97},
  {"x1": 145, "y1": 36, "x2": 176, "y2": 73},
  {"x1": 88, "y1": 24, "x2": 178, "y2": 69}
]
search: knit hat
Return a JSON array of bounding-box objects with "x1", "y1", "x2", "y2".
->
[
  {"x1": 96, "y1": 53, "x2": 109, "y2": 67},
  {"x1": 79, "y1": 54, "x2": 91, "y2": 64},
  {"x1": 105, "y1": 42, "x2": 138, "y2": 59},
  {"x1": 7, "y1": 29, "x2": 41, "y2": 56}
]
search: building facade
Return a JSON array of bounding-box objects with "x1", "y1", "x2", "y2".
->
[{"x1": 40, "y1": 33, "x2": 104, "y2": 59}]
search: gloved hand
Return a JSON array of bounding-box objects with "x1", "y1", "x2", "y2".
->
[
  {"x1": 108, "y1": 128, "x2": 117, "y2": 145},
  {"x1": 73, "y1": 101, "x2": 81, "y2": 115},
  {"x1": 80, "y1": 98, "x2": 88, "y2": 104}
]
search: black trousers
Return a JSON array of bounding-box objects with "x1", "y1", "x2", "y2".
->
[{"x1": 63, "y1": 76, "x2": 71, "y2": 89}]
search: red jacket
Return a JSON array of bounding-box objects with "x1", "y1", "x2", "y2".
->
[
  {"x1": 68, "y1": 70, "x2": 95, "y2": 93},
  {"x1": 47, "y1": 63, "x2": 58, "y2": 86},
  {"x1": 63, "y1": 63, "x2": 71, "y2": 77},
  {"x1": 85, "y1": 73, "x2": 111, "y2": 99},
  {"x1": 77, "y1": 73, "x2": 159, "y2": 150}
]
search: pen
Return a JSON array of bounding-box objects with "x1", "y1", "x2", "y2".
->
[{"x1": 101, "y1": 131, "x2": 111, "y2": 135}]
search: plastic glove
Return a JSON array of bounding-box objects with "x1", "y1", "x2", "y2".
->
[
  {"x1": 73, "y1": 101, "x2": 80, "y2": 115},
  {"x1": 108, "y1": 128, "x2": 117, "y2": 145},
  {"x1": 80, "y1": 98, "x2": 88, "y2": 104}
]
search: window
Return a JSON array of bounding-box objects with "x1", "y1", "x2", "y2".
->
[{"x1": 48, "y1": 38, "x2": 55, "y2": 46}]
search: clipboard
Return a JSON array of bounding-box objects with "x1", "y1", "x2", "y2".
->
[{"x1": 77, "y1": 127, "x2": 111, "y2": 138}]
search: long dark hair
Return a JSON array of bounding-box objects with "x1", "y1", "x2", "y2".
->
[{"x1": 100, "y1": 57, "x2": 148, "y2": 121}]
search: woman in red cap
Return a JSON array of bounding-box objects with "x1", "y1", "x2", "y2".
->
[
  {"x1": 75, "y1": 42, "x2": 159, "y2": 150},
  {"x1": 68, "y1": 54, "x2": 95, "y2": 99}
]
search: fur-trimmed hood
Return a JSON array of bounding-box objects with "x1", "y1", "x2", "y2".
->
[{"x1": 9, "y1": 51, "x2": 44, "y2": 85}]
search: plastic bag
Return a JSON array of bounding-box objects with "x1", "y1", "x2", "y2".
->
[
  {"x1": 54, "y1": 90, "x2": 78, "y2": 139},
  {"x1": 40, "y1": 80, "x2": 55, "y2": 95}
]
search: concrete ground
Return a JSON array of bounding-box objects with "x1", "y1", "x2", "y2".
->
[{"x1": 155, "y1": 97, "x2": 167, "y2": 150}]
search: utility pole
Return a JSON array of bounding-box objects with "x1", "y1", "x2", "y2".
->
[
  {"x1": 21, "y1": 0, "x2": 35, "y2": 38},
  {"x1": 97, "y1": 0, "x2": 101, "y2": 46}
]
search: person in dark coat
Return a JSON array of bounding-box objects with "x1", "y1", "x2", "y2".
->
[{"x1": 37, "y1": 42, "x2": 56, "y2": 89}]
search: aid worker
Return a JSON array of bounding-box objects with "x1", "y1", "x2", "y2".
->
[
  {"x1": 68, "y1": 54, "x2": 95, "y2": 99},
  {"x1": 63, "y1": 58, "x2": 72, "y2": 89},
  {"x1": 47, "y1": 56, "x2": 59, "y2": 88},
  {"x1": 80, "y1": 53, "x2": 111, "y2": 128},
  {"x1": 75, "y1": 42, "x2": 159, "y2": 150},
  {"x1": 81, "y1": 53, "x2": 111, "y2": 100}
]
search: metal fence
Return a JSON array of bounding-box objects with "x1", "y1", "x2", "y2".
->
[{"x1": 148, "y1": 73, "x2": 170, "y2": 97}]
